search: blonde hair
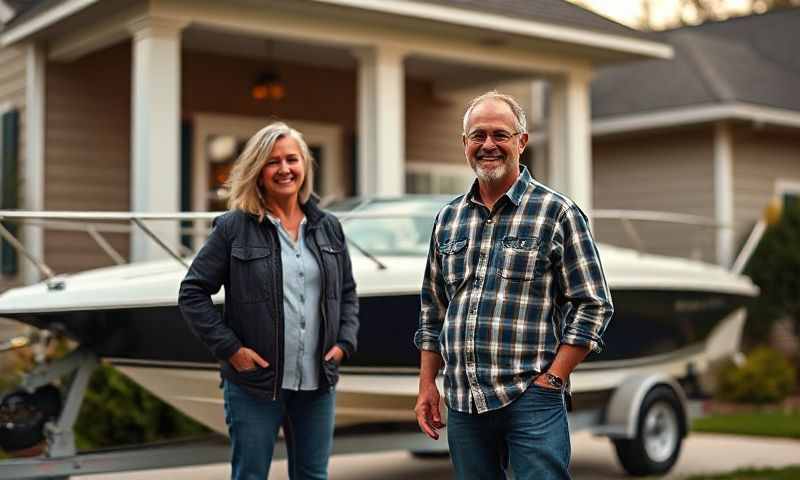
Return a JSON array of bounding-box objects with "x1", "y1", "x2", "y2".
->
[{"x1": 226, "y1": 122, "x2": 315, "y2": 219}]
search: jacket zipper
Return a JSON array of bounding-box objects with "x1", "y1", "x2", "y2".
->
[
  {"x1": 269, "y1": 223, "x2": 282, "y2": 401},
  {"x1": 310, "y1": 225, "x2": 330, "y2": 387}
]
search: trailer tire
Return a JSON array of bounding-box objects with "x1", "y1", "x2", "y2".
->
[{"x1": 612, "y1": 385, "x2": 684, "y2": 477}]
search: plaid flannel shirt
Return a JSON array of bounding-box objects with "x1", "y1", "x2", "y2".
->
[{"x1": 414, "y1": 167, "x2": 613, "y2": 414}]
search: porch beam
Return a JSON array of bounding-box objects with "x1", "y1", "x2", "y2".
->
[
  {"x1": 151, "y1": 0, "x2": 588, "y2": 76},
  {"x1": 353, "y1": 45, "x2": 406, "y2": 196},
  {"x1": 49, "y1": 7, "x2": 147, "y2": 62},
  {"x1": 128, "y1": 16, "x2": 187, "y2": 261},
  {"x1": 548, "y1": 71, "x2": 593, "y2": 214}
]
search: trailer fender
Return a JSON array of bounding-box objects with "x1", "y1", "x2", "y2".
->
[{"x1": 593, "y1": 373, "x2": 689, "y2": 439}]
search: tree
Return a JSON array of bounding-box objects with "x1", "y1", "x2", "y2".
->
[
  {"x1": 609, "y1": 0, "x2": 800, "y2": 31},
  {"x1": 743, "y1": 200, "x2": 800, "y2": 342}
]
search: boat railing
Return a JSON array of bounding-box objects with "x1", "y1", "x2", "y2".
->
[
  {"x1": 0, "y1": 209, "x2": 732, "y2": 287},
  {"x1": 591, "y1": 209, "x2": 722, "y2": 256},
  {"x1": 0, "y1": 210, "x2": 450, "y2": 283}
]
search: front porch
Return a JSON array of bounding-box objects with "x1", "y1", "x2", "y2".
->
[{"x1": 6, "y1": 0, "x2": 668, "y2": 277}]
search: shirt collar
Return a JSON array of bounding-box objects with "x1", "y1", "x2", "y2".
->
[{"x1": 466, "y1": 165, "x2": 532, "y2": 208}]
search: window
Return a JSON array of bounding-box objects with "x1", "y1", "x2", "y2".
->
[{"x1": 406, "y1": 163, "x2": 473, "y2": 195}]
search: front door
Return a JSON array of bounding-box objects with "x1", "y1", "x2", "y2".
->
[{"x1": 192, "y1": 113, "x2": 345, "y2": 212}]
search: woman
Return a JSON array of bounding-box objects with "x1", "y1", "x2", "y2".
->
[{"x1": 179, "y1": 122, "x2": 359, "y2": 480}]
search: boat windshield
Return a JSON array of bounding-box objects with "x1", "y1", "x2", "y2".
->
[{"x1": 327, "y1": 197, "x2": 450, "y2": 256}]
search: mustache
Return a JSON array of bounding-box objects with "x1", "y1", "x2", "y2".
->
[{"x1": 476, "y1": 151, "x2": 506, "y2": 160}]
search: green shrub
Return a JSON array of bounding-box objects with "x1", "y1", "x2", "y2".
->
[
  {"x1": 74, "y1": 364, "x2": 209, "y2": 450},
  {"x1": 744, "y1": 200, "x2": 800, "y2": 343},
  {"x1": 716, "y1": 347, "x2": 796, "y2": 404}
]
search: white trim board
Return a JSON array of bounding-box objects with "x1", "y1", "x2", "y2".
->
[
  {"x1": 0, "y1": 0, "x2": 99, "y2": 46},
  {"x1": 775, "y1": 179, "x2": 800, "y2": 196},
  {"x1": 593, "y1": 103, "x2": 800, "y2": 136},
  {"x1": 312, "y1": 0, "x2": 672, "y2": 60},
  {"x1": 0, "y1": 1, "x2": 14, "y2": 24}
]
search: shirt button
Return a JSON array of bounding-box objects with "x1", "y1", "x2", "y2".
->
[
  {"x1": 296, "y1": 253, "x2": 301, "y2": 258},
  {"x1": 299, "y1": 272, "x2": 304, "y2": 277},
  {"x1": 300, "y1": 295, "x2": 305, "y2": 301}
]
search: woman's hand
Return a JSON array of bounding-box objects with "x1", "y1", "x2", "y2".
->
[
  {"x1": 229, "y1": 347, "x2": 269, "y2": 372},
  {"x1": 324, "y1": 345, "x2": 345, "y2": 365}
]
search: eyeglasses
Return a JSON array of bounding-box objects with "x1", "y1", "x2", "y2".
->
[{"x1": 466, "y1": 130, "x2": 523, "y2": 145}]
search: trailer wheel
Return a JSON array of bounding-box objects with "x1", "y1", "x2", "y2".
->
[{"x1": 612, "y1": 385, "x2": 684, "y2": 477}]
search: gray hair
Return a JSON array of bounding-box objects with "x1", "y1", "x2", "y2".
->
[
  {"x1": 462, "y1": 91, "x2": 527, "y2": 134},
  {"x1": 226, "y1": 122, "x2": 315, "y2": 219}
]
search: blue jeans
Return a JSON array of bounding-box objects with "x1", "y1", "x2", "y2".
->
[
  {"x1": 223, "y1": 381, "x2": 336, "y2": 480},
  {"x1": 447, "y1": 383, "x2": 571, "y2": 480}
]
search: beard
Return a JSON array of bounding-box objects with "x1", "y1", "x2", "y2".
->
[{"x1": 470, "y1": 152, "x2": 508, "y2": 182}]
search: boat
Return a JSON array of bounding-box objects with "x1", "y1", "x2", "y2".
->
[{"x1": 0, "y1": 197, "x2": 758, "y2": 436}]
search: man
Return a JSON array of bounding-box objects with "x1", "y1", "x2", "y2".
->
[{"x1": 413, "y1": 91, "x2": 613, "y2": 480}]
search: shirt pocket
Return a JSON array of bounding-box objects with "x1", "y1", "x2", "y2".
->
[
  {"x1": 496, "y1": 236, "x2": 540, "y2": 282},
  {"x1": 437, "y1": 238, "x2": 468, "y2": 288},
  {"x1": 230, "y1": 245, "x2": 271, "y2": 303}
]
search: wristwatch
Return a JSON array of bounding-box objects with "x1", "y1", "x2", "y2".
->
[{"x1": 542, "y1": 372, "x2": 564, "y2": 390}]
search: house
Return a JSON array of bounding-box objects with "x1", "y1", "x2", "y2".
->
[
  {"x1": 590, "y1": 8, "x2": 800, "y2": 267},
  {"x1": 0, "y1": 0, "x2": 671, "y2": 289}
]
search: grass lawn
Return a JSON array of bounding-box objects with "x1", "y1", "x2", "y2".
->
[
  {"x1": 692, "y1": 411, "x2": 800, "y2": 439},
  {"x1": 684, "y1": 466, "x2": 800, "y2": 480}
]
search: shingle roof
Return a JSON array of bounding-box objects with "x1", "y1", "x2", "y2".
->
[
  {"x1": 592, "y1": 8, "x2": 800, "y2": 118},
  {"x1": 416, "y1": 0, "x2": 650, "y2": 39},
  {"x1": 1, "y1": 0, "x2": 62, "y2": 30},
  {"x1": 2, "y1": 0, "x2": 649, "y2": 41}
]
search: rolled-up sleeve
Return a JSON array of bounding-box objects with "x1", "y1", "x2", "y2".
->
[
  {"x1": 414, "y1": 215, "x2": 448, "y2": 353},
  {"x1": 554, "y1": 206, "x2": 613, "y2": 353}
]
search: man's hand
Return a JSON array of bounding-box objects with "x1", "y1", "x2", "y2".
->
[
  {"x1": 229, "y1": 347, "x2": 269, "y2": 372},
  {"x1": 324, "y1": 345, "x2": 345, "y2": 365},
  {"x1": 415, "y1": 381, "x2": 445, "y2": 440}
]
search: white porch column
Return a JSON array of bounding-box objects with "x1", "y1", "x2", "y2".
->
[
  {"x1": 353, "y1": 45, "x2": 406, "y2": 196},
  {"x1": 548, "y1": 71, "x2": 593, "y2": 214},
  {"x1": 714, "y1": 122, "x2": 735, "y2": 268},
  {"x1": 128, "y1": 17, "x2": 186, "y2": 261},
  {"x1": 23, "y1": 42, "x2": 46, "y2": 284}
]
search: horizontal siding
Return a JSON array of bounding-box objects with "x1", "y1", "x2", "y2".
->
[
  {"x1": 44, "y1": 43, "x2": 131, "y2": 274},
  {"x1": 406, "y1": 80, "x2": 535, "y2": 168},
  {"x1": 593, "y1": 127, "x2": 717, "y2": 262},
  {"x1": 0, "y1": 46, "x2": 26, "y2": 290},
  {"x1": 733, "y1": 126, "x2": 800, "y2": 247}
]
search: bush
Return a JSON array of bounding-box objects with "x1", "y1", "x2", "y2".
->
[
  {"x1": 716, "y1": 347, "x2": 796, "y2": 404},
  {"x1": 744, "y1": 200, "x2": 800, "y2": 343},
  {"x1": 74, "y1": 364, "x2": 209, "y2": 450}
]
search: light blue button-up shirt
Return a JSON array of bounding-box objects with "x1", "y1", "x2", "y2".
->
[{"x1": 268, "y1": 215, "x2": 322, "y2": 391}]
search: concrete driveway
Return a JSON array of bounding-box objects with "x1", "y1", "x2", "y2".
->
[{"x1": 76, "y1": 432, "x2": 800, "y2": 480}]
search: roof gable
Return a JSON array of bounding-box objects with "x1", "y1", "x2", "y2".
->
[{"x1": 592, "y1": 9, "x2": 800, "y2": 119}]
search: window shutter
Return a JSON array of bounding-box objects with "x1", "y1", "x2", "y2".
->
[{"x1": 1, "y1": 109, "x2": 19, "y2": 275}]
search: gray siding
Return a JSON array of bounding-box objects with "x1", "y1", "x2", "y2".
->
[
  {"x1": 44, "y1": 43, "x2": 131, "y2": 274},
  {"x1": 732, "y1": 126, "x2": 800, "y2": 247},
  {"x1": 593, "y1": 127, "x2": 717, "y2": 263},
  {"x1": 0, "y1": 46, "x2": 26, "y2": 290}
]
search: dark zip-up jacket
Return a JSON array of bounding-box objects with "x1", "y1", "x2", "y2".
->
[{"x1": 178, "y1": 201, "x2": 359, "y2": 400}]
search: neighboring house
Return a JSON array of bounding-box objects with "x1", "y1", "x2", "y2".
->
[
  {"x1": 0, "y1": 0, "x2": 671, "y2": 287},
  {"x1": 590, "y1": 9, "x2": 800, "y2": 267}
]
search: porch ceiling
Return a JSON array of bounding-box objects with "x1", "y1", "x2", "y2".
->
[{"x1": 182, "y1": 25, "x2": 532, "y2": 90}]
